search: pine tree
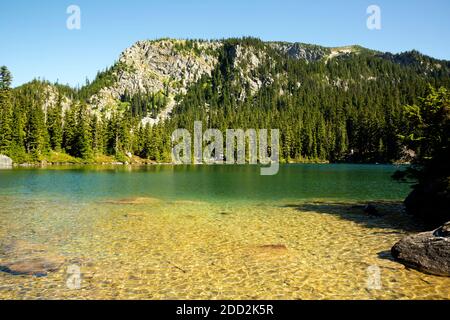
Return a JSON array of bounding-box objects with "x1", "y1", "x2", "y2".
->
[
  {"x1": 75, "y1": 104, "x2": 93, "y2": 160},
  {"x1": 24, "y1": 103, "x2": 46, "y2": 160},
  {"x1": 0, "y1": 66, "x2": 12, "y2": 90},
  {"x1": 10, "y1": 104, "x2": 27, "y2": 162},
  {"x1": 0, "y1": 66, "x2": 13, "y2": 155},
  {"x1": 90, "y1": 114, "x2": 104, "y2": 156},
  {"x1": 62, "y1": 104, "x2": 77, "y2": 156},
  {"x1": 47, "y1": 96, "x2": 63, "y2": 152}
]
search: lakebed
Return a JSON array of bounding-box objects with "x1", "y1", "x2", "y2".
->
[{"x1": 0, "y1": 164, "x2": 449, "y2": 299}]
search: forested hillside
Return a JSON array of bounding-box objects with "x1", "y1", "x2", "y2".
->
[{"x1": 1, "y1": 38, "x2": 449, "y2": 164}]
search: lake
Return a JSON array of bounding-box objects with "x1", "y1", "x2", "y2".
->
[{"x1": 0, "y1": 164, "x2": 449, "y2": 299}]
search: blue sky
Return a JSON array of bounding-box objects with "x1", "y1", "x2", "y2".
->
[{"x1": 1, "y1": 0, "x2": 449, "y2": 87}]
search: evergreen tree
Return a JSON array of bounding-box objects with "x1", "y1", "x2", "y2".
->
[
  {"x1": 0, "y1": 66, "x2": 13, "y2": 154},
  {"x1": 74, "y1": 103, "x2": 93, "y2": 160},
  {"x1": 394, "y1": 86, "x2": 450, "y2": 225},
  {"x1": 24, "y1": 103, "x2": 46, "y2": 160},
  {"x1": 47, "y1": 96, "x2": 63, "y2": 152},
  {"x1": 90, "y1": 114, "x2": 104, "y2": 156},
  {"x1": 62, "y1": 104, "x2": 77, "y2": 156},
  {"x1": 0, "y1": 66, "x2": 12, "y2": 89}
]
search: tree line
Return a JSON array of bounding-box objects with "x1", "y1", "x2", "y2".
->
[{"x1": 1, "y1": 39, "x2": 449, "y2": 164}]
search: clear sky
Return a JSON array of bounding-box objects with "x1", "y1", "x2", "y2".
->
[{"x1": 1, "y1": 0, "x2": 449, "y2": 88}]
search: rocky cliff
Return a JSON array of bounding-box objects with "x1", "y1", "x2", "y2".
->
[{"x1": 88, "y1": 39, "x2": 220, "y2": 123}]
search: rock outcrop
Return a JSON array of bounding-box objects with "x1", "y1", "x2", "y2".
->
[
  {"x1": 228, "y1": 44, "x2": 272, "y2": 98},
  {"x1": 391, "y1": 222, "x2": 450, "y2": 276},
  {"x1": 41, "y1": 83, "x2": 73, "y2": 115},
  {"x1": 270, "y1": 42, "x2": 330, "y2": 61},
  {"x1": 0, "y1": 155, "x2": 13, "y2": 168},
  {"x1": 89, "y1": 39, "x2": 220, "y2": 123}
]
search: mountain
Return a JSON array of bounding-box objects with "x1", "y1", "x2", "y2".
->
[
  {"x1": 78, "y1": 38, "x2": 450, "y2": 120},
  {"x1": 2, "y1": 37, "x2": 450, "y2": 164}
]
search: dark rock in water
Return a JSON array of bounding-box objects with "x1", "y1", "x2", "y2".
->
[
  {"x1": 0, "y1": 240, "x2": 65, "y2": 276},
  {"x1": 391, "y1": 222, "x2": 450, "y2": 276},
  {"x1": 364, "y1": 204, "x2": 381, "y2": 217}
]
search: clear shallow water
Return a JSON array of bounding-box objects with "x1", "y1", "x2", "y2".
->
[
  {"x1": 0, "y1": 164, "x2": 410, "y2": 203},
  {"x1": 0, "y1": 164, "x2": 449, "y2": 300}
]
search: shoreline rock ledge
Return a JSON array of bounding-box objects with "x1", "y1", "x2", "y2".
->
[
  {"x1": 0, "y1": 154, "x2": 13, "y2": 168},
  {"x1": 391, "y1": 222, "x2": 450, "y2": 276}
]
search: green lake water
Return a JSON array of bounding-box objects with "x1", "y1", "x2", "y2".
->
[
  {"x1": 0, "y1": 164, "x2": 449, "y2": 300},
  {"x1": 0, "y1": 164, "x2": 411, "y2": 203}
]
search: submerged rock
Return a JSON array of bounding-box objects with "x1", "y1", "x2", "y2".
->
[
  {"x1": 256, "y1": 244, "x2": 288, "y2": 252},
  {"x1": 391, "y1": 222, "x2": 450, "y2": 276},
  {"x1": 259, "y1": 244, "x2": 287, "y2": 249},
  {"x1": 0, "y1": 240, "x2": 65, "y2": 276},
  {"x1": 103, "y1": 197, "x2": 162, "y2": 205},
  {"x1": 249, "y1": 244, "x2": 290, "y2": 261},
  {"x1": 172, "y1": 200, "x2": 207, "y2": 206},
  {"x1": 124, "y1": 212, "x2": 146, "y2": 218}
]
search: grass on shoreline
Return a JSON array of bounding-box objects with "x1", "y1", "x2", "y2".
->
[
  {"x1": 13, "y1": 152, "x2": 332, "y2": 166},
  {"x1": 12, "y1": 151, "x2": 157, "y2": 167},
  {"x1": 9, "y1": 151, "x2": 407, "y2": 167}
]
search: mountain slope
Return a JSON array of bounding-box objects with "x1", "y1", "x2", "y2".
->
[
  {"x1": 4, "y1": 37, "x2": 450, "y2": 164},
  {"x1": 80, "y1": 38, "x2": 450, "y2": 119}
]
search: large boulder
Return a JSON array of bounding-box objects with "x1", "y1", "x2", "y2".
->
[
  {"x1": 391, "y1": 222, "x2": 450, "y2": 276},
  {"x1": 0, "y1": 154, "x2": 13, "y2": 168}
]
